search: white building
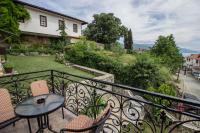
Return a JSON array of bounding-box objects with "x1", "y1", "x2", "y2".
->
[
  {"x1": 185, "y1": 54, "x2": 200, "y2": 69},
  {"x1": 15, "y1": 0, "x2": 87, "y2": 44}
]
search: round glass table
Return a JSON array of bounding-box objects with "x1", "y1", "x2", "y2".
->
[{"x1": 15, "y1": 94, "x2": 64, "y2": 133}]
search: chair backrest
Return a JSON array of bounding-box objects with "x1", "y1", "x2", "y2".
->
[
  {"x1": 0, "y1": 89, "x2": 15, "y2": 123},
  {"x1": 93, "y1": 104, "x2": 111, "y2": 133},
  {"x1": 60, "y1": 105, "x2": 111, "y2": 133},
  {"x1": 30, "y1": 80, "x2": 49, "y2": 96}
]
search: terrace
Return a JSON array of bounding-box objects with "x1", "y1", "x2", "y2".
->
[{"x1": 0, "y1": 70, "x2": 200, "y2": 133}]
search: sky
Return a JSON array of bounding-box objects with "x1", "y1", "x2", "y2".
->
[{"x1": 22, "y1": 0, "x2": 200, "y2": 51}]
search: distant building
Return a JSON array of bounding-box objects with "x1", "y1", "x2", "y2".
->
[
  {"x1": 14, "y1": 0, "x2": 88, "y2": 44},
  {"x1": 185, "y1": 54, "x2": 200, "y2": 69}
]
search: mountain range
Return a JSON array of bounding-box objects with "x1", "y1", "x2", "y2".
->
[{"x1": 133, "y1": 44, "x2": 200, "y2": 54}]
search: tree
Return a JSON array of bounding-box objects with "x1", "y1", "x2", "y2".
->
[
  {"x1": 151, "y1": 34, "x2": 183, "y2": 72},
  {"x1": 123, "y1": 28, "x2": 133, "y2": 50},
  {"x1": 0, "y1": 0, "x2": 30, "y2": 43},
  {"x1": 125, "y1": 53, "x2": 169, "y2": 89},
  {"x1": 84, "y1": 13, "x2": 122, "y2": 49},
  {"x1": 122, "y1": 26, "x2": 129, "y2": 49},
  {"x1": 127, "y1": 29, "x2": 133, "y2": 49}
]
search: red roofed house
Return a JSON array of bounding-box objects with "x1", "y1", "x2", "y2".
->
[{"x1": 186, "y1": 54, "x2": 200, "y2": 68}]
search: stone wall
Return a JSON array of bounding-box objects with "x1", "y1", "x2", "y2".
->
[{"x1": 20, "y1": 34, "x2": 51, "y2": 45}]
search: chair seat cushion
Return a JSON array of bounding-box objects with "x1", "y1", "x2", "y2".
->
[
  {"x1": 0, "y1": 89, "x2": 15, "y2": 123},
  {"x1": 66, "y1": 115, "x2": 93, "y2": 133}
]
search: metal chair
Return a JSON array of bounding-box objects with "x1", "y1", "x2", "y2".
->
[
  {"x1": 60, "y1": 104, "x2": 111, "y2": 133},
  {"x1": 0, "y1": 88, "x2": 32, "y2": 132},
  {"x1": 30, "y1": 80, "x2": 65, "y2": 119}
]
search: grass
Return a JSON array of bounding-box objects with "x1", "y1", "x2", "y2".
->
[
  {"x1": 97, "y1": 50, "x2": 136, "y2": 65},
  {"x1": 117, "y1": 54, "x2": 136, "y2": 65},
  {"x1": 7, "y1": 55, "x2": 95, "y2": 78}
]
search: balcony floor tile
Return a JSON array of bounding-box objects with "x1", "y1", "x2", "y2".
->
[{"x1": 0, "y1": 108, "x2": 76, "y2": 133}]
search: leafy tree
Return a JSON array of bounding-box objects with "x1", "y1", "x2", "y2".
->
[
  {"x1": 84, "y1": 13, "x2": 122, "y2": 49},
  {"x1": 0, "y1": 0, "x2": 30, "y2": 43},
  {"x1": 151, "y1": 34, "x2": 183, "y2": 72}
]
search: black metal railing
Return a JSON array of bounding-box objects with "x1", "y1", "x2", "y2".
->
[{"x1": 0, "y1": 70, "x2": 200, "y2": 133}]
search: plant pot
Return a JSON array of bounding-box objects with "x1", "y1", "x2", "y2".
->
[{"x1": 4, "y1": 68, "x2": 13, "y2": 73}]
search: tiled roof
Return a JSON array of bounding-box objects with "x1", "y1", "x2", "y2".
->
[
  {"x1": 188, "y1": 54, "x2": 200, "y2": 60},
  {"x1": 14, "y1": 0, "x2": 88, "y2": 25}
]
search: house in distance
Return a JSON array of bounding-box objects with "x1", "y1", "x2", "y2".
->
[{"x1": 14, "y1": 0, "x2": 88, "y2": 44}]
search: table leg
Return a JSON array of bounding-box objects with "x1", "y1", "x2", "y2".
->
[
  {"x1": 46, "y1": 114, "x2": 57, "y2": 133},
  {"x1": 36, "y1": 116, "x2": 44, "y2": 133},
  {"x1": 36, "y1": 114, "x2": 57, "y2": 133}
]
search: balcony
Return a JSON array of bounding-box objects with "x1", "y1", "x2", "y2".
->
[{"x1": 0, "y1": 70, "x2": 200, "y2": 133}]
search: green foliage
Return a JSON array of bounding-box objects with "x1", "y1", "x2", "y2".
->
[
  {"x1": 83, "y1": 13, "x2": 123, "y2": 49},
  {"x1": 50, "y1": 22, "x2": 70, "y2": 53},
  {"x1": 124, "y1": 29, "x2": 133, "y2": 50},
  {"x1": 3, "y1": 62, "x2": 13, "y2": 69},
  {"x1": 81, "y1": 94, "x2": 106, "y2": 119},
  {"x1": 65, "y1": 42, "x2": 170, "y2": 88},
  {"x1": 151, "y1": 34, "x2": 183, "y2": 72},
  {"x1": 145, "y1": 84, "x2": 176, "y2": 118},
  {"x1": 55, "y1": 53, "x2": 65, "y2": 64},
  {"x1": 0, "y1": 0, "x2": 30, "y2": 43},
  {"x1": 110, "y1": 42, "x2": 125, "y2": 55},
  {"x1": 127, "y1": 29, "x2": 133, "y2": 49},
  {"x1": 124, "y1": 53, "x2": 171, "y2": 89},
  {"x1": 8, "y1": 43, "x2": 54, "y2": 55},
  {"x1": 65, "y1": 41, "x2": 124, "y2": 83}
]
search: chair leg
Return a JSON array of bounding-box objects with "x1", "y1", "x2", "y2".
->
[
  {"x1": 27, "y1": 118, "x2": 32, "y2": 133},
  {"x1": 62, "y1": 107, "x2": 64, "y2": 119}
]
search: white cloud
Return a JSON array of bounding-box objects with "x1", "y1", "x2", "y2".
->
[{"x1": 23, "y1": 0, "x2": 200, "y2": 50}]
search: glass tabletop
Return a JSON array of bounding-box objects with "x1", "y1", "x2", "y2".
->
[{"x1": 15, "y1": 94, "x2": 64, "y2": 118}]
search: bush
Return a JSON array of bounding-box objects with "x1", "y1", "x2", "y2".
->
[
  {"x1": 145, "y1": 84, "x2": 176, "y2": 119},
  {"x1": 7, "y1": 42, "x2": 55, "y2": 55},
  {"x1": 3, "y1": 62, "x2": 13, "y2": 69},
  {"x1": 124, "y1": 53, "x2": 171, "y2": 89},
  {"x1": 110, "y1": 42, "x2": 125, "y2": 55},
  {"x1": 55, "y1": 53, "x2": 65, "y2": 64}
]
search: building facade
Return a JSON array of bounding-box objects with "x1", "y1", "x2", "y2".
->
[
  {"x1": 185, "y1": 54, "x2": 200, "y2": 68},
  {"x1": 15, "y1": 0, "x2": 87, "y2": 44}
]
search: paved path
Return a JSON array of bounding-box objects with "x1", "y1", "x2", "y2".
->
[{"x1": 179, "y1": 70, "x2": 200, "y2": 98}]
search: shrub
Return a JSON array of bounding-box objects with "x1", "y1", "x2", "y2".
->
[
  {"x1": 55, "y1": 53, "x2": 65, "y2": 64},
  {"x1": 124, "y1": 53, "x2": 170, "y2": 89},
  {"x1": 81, "y1": 94, "x2": 106, "y2": 119},
  {"x1": 3, "y1": 62, "x2": 13, "y2": 69},
  {"x1": 110, "y1": 42, "x2": 125, "y2": 55},
  {"x1": 145, "y1": 84, "x2": 176, "y2": 120}
]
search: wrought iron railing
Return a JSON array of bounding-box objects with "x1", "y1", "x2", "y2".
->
[{"x1": 0, "y1": 70, "x2": 200, "y2": 133}]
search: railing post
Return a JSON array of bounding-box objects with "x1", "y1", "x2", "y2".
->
[
  {"x1": 50, "y1": 70, "x2": 55, "y2": 93},
  {"x1": 14, "y1": 80, "x2": 19, "y2": 104}
]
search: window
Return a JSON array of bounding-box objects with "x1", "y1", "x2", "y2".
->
[
  {"x1": 18, "y1": 18, "x2": 24, "y2": 23},
  {"x1": 58, "y1": 20, "x2": 64, "y2": 29},
  {"x1": 40, "y1": 15, "x2": 47, "y2": 27},
  {"x1": 73, "y1": 24, "x2": 78, "y2": 33},
  {"x1": 196, "y1": 60, "x2": 199, "y2": 64}
]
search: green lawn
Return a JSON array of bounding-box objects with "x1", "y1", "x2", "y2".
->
[{"x1": 7, "y1": 55, "x2": 95, "y2": 78}]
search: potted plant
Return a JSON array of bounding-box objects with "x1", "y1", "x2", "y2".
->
[{"x1": 3, "y1": 62, "x2": 13, "y2": 73}]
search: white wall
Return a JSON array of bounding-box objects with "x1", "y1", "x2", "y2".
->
[
  {"x1": 19, "y1": 6, "x2": 82, "y2": 37},
  {"x1": 186, "y1": 58, "x2": 200, "y2": 67}
]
